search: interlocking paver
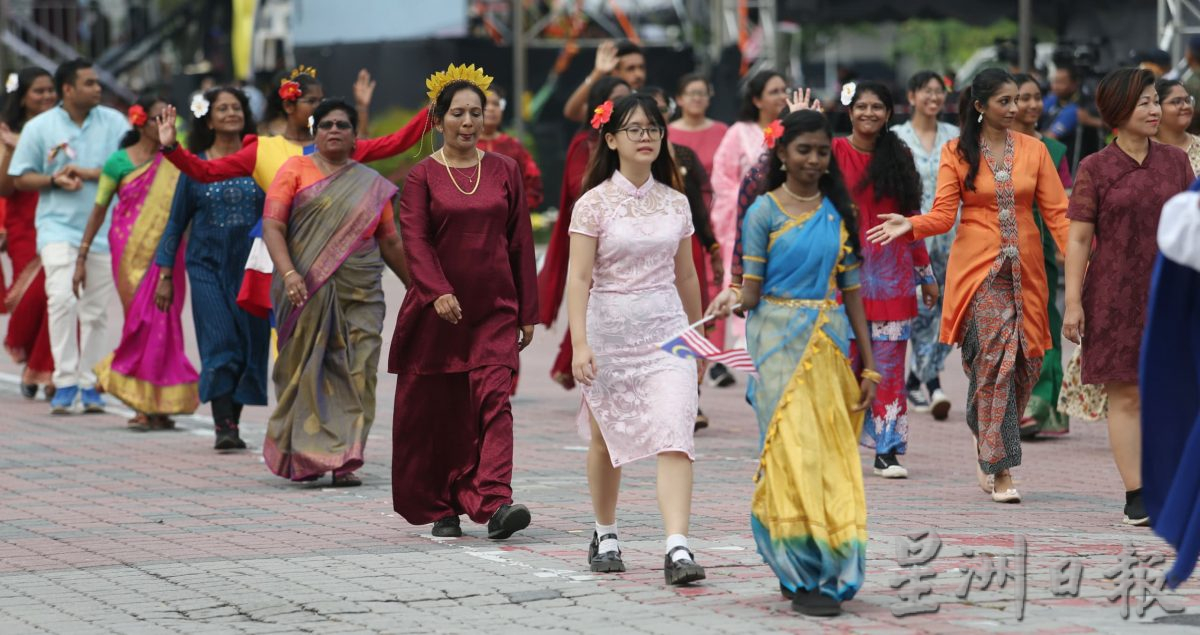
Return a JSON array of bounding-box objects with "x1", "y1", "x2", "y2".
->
[{"x1": 1, "y1": 276, "x2": 1198, "y2": 633}]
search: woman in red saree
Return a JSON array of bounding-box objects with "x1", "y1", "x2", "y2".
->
[
  {"x1": 261, "y1": 100, "x2": 410, "y2": 487},
  {"x1": 540, "y1": 76, "x2": 630, "y2": 388},
  {"x1": 390, "y1": 67, "x2": 538, "y2": 540},
  {"x1": 1, "y1": 67, "x2": 57, "y2": 399}
]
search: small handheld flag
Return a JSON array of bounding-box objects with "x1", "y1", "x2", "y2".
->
[{"x1": 658, "y1": 312, "x2": 758, "y2": 377}]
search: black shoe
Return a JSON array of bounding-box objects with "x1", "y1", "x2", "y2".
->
[
  {"x1": 873, "y1": 453, "x2": 909, "y2": 479},
  {"x1": 791, "y1": 589, "x2": 842, "y2": 617},
  {"x1": 694, "y1": 408, "x2": 710, "y2": 432},
  {"x1": 488, "y1": 503, "x2": 531, "y2": 539},
  {"x1": 432, "y1": 516, "x2": 463, "y2": 537},
  {"x1": 588, "y1": 531, "x2": 626, "y2": 573},
  {"x1": 780, "y1": 583, "x2": 795, "y2": 600},
  {"x1": 707, "y1": 363, "x2": 736, "y2": 388},
  {"x1": 1123, "y1": 489, "x2": 1150, "y2": 526},
  {"x1": 663, "y1": 547, "x2": 706, "y2": 585},
  {"x1": 213, "y1": 420, "x2": 246, "y2": 451},
  {"x1": 20, "y1": 384, "x2": 37, "y2": 400}
]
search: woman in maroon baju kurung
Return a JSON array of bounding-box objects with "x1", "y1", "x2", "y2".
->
[{"x1": 390, "y1": 87, "x2": 538, "y2": 537}]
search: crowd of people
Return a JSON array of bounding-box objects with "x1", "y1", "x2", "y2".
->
[{"x1": 1, "y1": 40, "x2": 1199, "y2": 617}]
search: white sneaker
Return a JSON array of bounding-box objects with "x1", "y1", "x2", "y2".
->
[
  {"x1": 930, "y1": 388, "x2": 951, "y2": 421},
  {"x1": 873, "y1": 454, "x2": 909, "y2": 479}
]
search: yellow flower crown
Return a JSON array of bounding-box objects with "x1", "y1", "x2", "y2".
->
[
  {"x1": 286, "y1": 64, "x2": 318, "y2": 82},
  {"x1": 425, "y1": 64, "x2": 493, "y2": 103}
]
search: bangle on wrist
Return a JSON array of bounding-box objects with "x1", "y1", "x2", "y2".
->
[
  {"x1": 860, "y1": 368, "x2": 882, "y2": 384},
  {"x1": 708, "y1": 242, "x2": 721, "y2": 254},
  {"x1": 283, "y1": 269, "x2": 299, "y2": 279}
]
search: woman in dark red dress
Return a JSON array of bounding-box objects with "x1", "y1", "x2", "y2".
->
[
  {"x1": 1, "y1": 67, "x2": 57, "y2": 399},
  {"x1": 539, "y1": 77, "x2": 631, "y2": 389},
  {"x1": 390, "y1": 66, "x2": 538, "y2": 540},
  {"x1": 1064, "y1": 68, "x2": 1194, "y2": 526},
  {"x1": 480, "y1": 85, "x2": 543, "y2": 212}
]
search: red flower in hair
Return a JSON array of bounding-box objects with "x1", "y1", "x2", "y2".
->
[
  {"x1": 278, "y1": 80, "x2": 302, "y2": 102},
  {"x1": 590, "y1": 100, "x2": 614, "y2": 130},
  {"x1": 763, "y1": 119, "x2": 784, "y2": 148},
  {"x1": 127, "y1": 104, "x2": 148, "y2": 127}
]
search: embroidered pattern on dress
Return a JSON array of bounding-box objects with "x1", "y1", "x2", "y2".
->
[{"x1": 979, "y1": 132, "x2": 1026, "y2": 351}]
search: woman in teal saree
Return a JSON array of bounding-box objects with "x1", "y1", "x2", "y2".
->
[{"x1": 260, "y1": 99, "x2": 410, "y2": 486}]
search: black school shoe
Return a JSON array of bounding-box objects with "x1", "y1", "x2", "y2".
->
[
  {"x1": 588, "y1": 531, "x2": 626, "y2": 573},
  {"x1": 791, "y1": 588, "x2": 842, "y2": 617},
  {"x1": 664, "y1": 546, "x2": 706, "y2": 585},
  {"x1": 213, "y1": 420, "x2": 247, "y2": 451},
  {"x1": 1123, "y1": 489, "x2": 1150, "y2": 526},
  {"x1": 432, "y1": 516, "x2": 463, "y2": 537},
  {"x1": 487, "y1": 503, "x2": 531, "y2": 539}
]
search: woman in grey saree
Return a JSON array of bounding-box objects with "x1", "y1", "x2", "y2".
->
[{"x1": 260, "y1": 99, "x2": 410, "y2": 486}]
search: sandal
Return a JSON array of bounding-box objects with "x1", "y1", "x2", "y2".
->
[
  {"x1": 331, "y1": 472, "x2": 362, "y2": 487},
  {"x1": 127, "y1": 413, "x2": 151, "y2": 432},
  {"x1": 148, "y1": 415, "x2": 176, "y2": 430}
]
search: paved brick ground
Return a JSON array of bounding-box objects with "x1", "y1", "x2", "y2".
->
[{"x1": 0, "y1": 274, "x2": 1197, "y2": 634}]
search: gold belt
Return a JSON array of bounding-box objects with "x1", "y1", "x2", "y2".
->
[{"x1": 763, "y1": 296, "x2": 837, "y2": 309}]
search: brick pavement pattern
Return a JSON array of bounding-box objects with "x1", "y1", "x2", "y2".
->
[{"x1": 0, "y1": 275, "x2": 1198, "y2": 634}]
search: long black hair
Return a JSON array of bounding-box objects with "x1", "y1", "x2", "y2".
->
[
  {"x1": 119, "y1": 95, "x2": 163, "y2": 149},
  {"x1": 187, "y1": 86, "x2": 256, "y2": 153},
  {"x1": 848, "y1": 81, "x2": 922, "y2": 212},
  {"x1": 582, "y1": 94, "x2": 679, "y2": 194},
  {"x1": 738, "y1": 70, "x2": 784, "y2": 122},
  {"x1": 582, "y1": 76, "x2": 630, "y2": 132},
  {"x1": 263, "y1": 70, "x2": 320, "y2": 124},
  {"x1": 956, "y1": 68, "x2": 1017, "y2": 192},
  {"x1": 765, "y1": 110, "x2": 860, "y2": 255},
  {"x1": 3, "y1": 67, "x2": 53, "y2": 131}
]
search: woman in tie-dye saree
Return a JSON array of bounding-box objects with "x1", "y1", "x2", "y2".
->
[{"x1": 735, "y1": 111, "x2": 877, "y2": 617}]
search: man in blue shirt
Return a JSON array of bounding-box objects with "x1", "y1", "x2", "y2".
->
[
  {"x1": 1043, "y1": 65, "x2": 1082, "y2": 141},
  {"x1": 7, "y1": 59, "x2": 128, "y2": 414}
]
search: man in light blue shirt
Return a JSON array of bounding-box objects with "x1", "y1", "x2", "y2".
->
[{"x1": 8, "y1": 58, "x2": 128, "y2": 414}]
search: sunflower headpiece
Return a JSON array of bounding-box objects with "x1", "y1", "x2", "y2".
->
[
  {"x1": 288, "y1": 65, "x2": 318, "y2": 81},
  {"x1": 425, "y1": 64, "x2": 493, "y2": 104}
]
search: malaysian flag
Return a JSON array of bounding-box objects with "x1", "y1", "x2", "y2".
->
[{"x1": 659, "y1": 322, "x2": 758, "y2": 377}]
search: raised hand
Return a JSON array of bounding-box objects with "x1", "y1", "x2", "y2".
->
[
  {"x1": 786, "y1": 88, "x2": 822, "y2": 114},
  {"x1": 157, "y1": 105, "x2": 178, "y2": 147},
  {"x1": 594, "y1": 41, "x2": 618, "y2": 74},
  {"x1": 865, "y1": 213, "x2": 913, "y2": 246},
  {"x1": 353, "y1": 69, "x2": 377, "y2": 108},
  {"x1": 0, "y1": 123, "x2": 17, "y2": 149}
]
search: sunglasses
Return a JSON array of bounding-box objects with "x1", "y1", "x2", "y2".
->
[{"x1": 316, "y1": 120, "x2": 353, "y2": 131}]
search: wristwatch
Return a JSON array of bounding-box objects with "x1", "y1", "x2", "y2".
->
[{"x1": 161, "y1": 142, "x2": 178, "y2": 154}]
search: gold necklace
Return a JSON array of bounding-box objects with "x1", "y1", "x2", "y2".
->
[
  {"x1": 781, "y1": 183, "x2": 822, "y2": 202},
  {"x1": 440, "y1": 149, "x2": 482, "y2": 196},
  {"x1": 848, "y1": 134, "x2": 874, "y2": 154}
]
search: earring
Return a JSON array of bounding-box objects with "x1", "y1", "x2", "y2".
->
[
  {"x1": 781, "y1": 164, "x2": 787, "y2": 172},
  {"x1": 977, "y1": 112, "x2": 983, "y2": 124}
]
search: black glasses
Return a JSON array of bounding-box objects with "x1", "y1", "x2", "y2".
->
[
  {"x1": 618, "y1": 125, "x2": 664, "y2": 141},
  {"x1": 317, "y1": 120, "x2": 353, "y2": 131}
]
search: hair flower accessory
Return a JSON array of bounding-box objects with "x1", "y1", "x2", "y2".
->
[
  {"x1": 5, "y1": 73, "x2": 18, "y2": 94},
  {"x1": 763, "y1": 119, "x2": 784, "y2": 148},
  {"x1": 278, "y1": 80, "x2": 302, "y2": 102},
  {"x1": 425, "y1": 63, "x2": 494, "y2": 104},
  {"x1": 127, "y1": 104, "x2": 148, "y2": 127},
  {"x1": 590, "y1": 100, "x2": 614, "y2": 130},
  {"x1": 190, "y1": 93, "x2": 210, "y2": 119},
  {"x1": 840, "y1": 82, "x2": 857, "y2": 107}
]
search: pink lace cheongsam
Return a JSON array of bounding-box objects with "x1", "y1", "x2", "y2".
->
[{"x1": 569, "y1": 171, "x2": 698, "y2": 467}]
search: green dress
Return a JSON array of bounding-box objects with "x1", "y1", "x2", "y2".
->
[{"x1": 1023, "y1": 136, "x2": 1069, "y2": 436}]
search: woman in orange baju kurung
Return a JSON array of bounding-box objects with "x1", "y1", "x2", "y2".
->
[{"x1": 870, "y1": 69, "x2": 1069, "y2": 503}]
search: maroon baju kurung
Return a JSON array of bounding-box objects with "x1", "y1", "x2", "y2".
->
[{"x1": 390, "y1": 152, "x2": 538, "y2": 526}]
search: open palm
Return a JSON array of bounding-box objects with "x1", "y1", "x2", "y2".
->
[{"x1": 865, "y1": 213, "x2": 914, "y2": 245}]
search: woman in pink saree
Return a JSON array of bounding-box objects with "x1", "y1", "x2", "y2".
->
[{"x1": 76, "y1": 97, "x2": 199, "y2": 430}]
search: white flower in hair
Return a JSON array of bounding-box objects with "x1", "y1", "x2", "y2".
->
[
  {"x1": 5, "y1": 73, "x2": 18, "y2": 94},
  {"x1": 840, "y1": 82, "x2": 857, "y2": 107},
  {"x1": 190, "y1": 93, "x2": 210, "y2": 119}
]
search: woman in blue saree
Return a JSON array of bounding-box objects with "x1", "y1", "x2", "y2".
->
[{"x1": 720, "y1": 110, "x2": 878, "y2": 617}]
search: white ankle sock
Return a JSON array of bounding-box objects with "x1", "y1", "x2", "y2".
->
[
  {"x1": 666, "y1": 534, "x2": 691, "y2": 562},
  {"x1": 595, "y1": 522, "x2": 619, "y2": 554}
]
